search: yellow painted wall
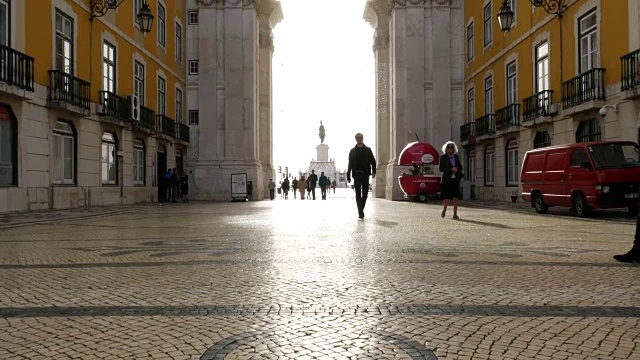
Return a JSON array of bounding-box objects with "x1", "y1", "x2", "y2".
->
[
  {"x1": 25, "y1": 0, "x2": 186, "y2": 122},
  {"x1": 464, "y1": 0, "x2": 630, "y2": 123}
]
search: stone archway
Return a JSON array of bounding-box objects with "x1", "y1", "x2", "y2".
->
[{"x1": 189, "y1": 0, "x2": 463, "y2": 201}]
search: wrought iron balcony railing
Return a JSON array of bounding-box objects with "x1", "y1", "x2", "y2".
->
[
  {"x1": 460, "y1": 122, "x2": 475, "y2": 143},
  {"x1": 621, "y1": 49, "x2": 640, "y2": 91},
  {"x1": 495, "y1": 104, "x2": 520, "y2": 131},
  {"x1": 98, "y1": 91, "x2": 130, "y2": 120},
  {"x1": 176, "y1": 123, "x2": 190, "y2": 143},
  {"x1": 156, "y1": 115, "x2": 175, "y2": 138},
  {"x1": 0, "y1": 45, "x2": 34, "y2": 91},
  {"x1": 48, "y1": 70, "x2": 91, "y2": 110},
  {"x1": 134, "y1": 106, "x2": 156, "y2": 132},
  {"x1": 475, "y1": 114, "x2": 495, "y2": 137},
  {"x1": 523, "y1": 90, "x2": 553, "y2": 121},
  {"x1": 561, "y1": 68, "x2": 605, "y2": 109}
]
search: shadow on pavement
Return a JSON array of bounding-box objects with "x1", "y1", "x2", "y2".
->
[{"x1": 455, "y1": 218, "x2": 513, "y2": 229}]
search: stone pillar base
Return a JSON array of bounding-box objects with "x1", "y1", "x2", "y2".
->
[
  {"x1": 374, "y1": 167, "x2": 387, "y2": 198},
  {"x1": 262, "y1": 167, "x2": 275, "y2": 199},
  {"x1": 386, "y1": 163, "x2": 408, "y2": 201},
  {"x1": 190, "y1": 161, "x2": 265, "y2": 201}
]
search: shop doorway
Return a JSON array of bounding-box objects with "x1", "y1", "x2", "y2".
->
[
  {"x1": 157, "y1": 145, "x2": 167, "y2": 201},
  {"x1": 175, "y1": 149, "x2": 183, "y2": 175}
]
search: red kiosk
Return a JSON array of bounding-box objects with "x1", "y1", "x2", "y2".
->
[{"x1": 397, "y1": 141, "x2": 441, "y2": 202}]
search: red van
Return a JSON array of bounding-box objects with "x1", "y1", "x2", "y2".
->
[{"x1": 521, "y1": 141, "x2": 640, "y2": 217}]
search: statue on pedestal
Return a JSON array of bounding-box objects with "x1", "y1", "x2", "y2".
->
[{"x1": 319, "y1": 121, "x2": 325, "y2": 144}]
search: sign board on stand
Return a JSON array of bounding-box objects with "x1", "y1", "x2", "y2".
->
[{"x1": 231, "y1": 173, "x2": 248, "y2": 201}]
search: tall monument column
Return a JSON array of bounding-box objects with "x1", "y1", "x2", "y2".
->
[{"x1": 364, "y1": 1, "x2": 391, "y2": 199}]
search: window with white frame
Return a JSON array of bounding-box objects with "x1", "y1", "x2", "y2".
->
[
  {"x1": 175, "y1": 22, "x2": 182, "y2": 62},
  {"x1": 506, "y1": 61, "x2": 517, "y2": 106},
  {"x1": 189, "y1": 110, "x2": 199, "y2": 125},
  {"x1": 485, "y1": 145, "x2": 495, "y2": 186},
  {"x1": 506, "y1": 139, "x2": 519, "y2": 186},
  {"x1": 535, "y1": 41, "x2": 550, "y2": 93},
  {"x1": 134, "y1": 0, "x2": 143, "y2": 25},
  {"x1": 102, "y1": 42, "x2": 116, "y2": 92},
  {"x1": 188, "y1": 11, "x2": 199, "y2": 25},
  {"x1": 175, "y1": 88, "x2": 183, "y2": 124},
  {"x1": 466, "y1": 149, "x2": 475, "y2": 183},
  {"x1": 578, "y1": 10, "x2": 598, "y2": 73},
  {"x1": 483, "y1": 3, "x2": 492, "y2": 47},
  {"x1": 467, "y1": 88, "x2": 475, "y2": 123},
  {"x1": 534, "y1": 131, "x2": 551, "y2": 149},
  {"x1": 189, "y1": 60, "x2": 199, "y2": 75},
  {"x1": 101, "y1": 132, "x2": 117, "y2": 185},
  {"x1": 133, "y1": 139, "x2": 145, "y2": 185},
  {"x1": 52, "y1": 122, "x2": 75, "y2": 185},
  {"x1": 157, "y1": 2, "x2": 166, "y2": 47},
  {"x1": 134, "y1": 61, "x2": 144, "y2": 105},
  {"x1": 466, "y1": 22, "x2": 474, "y2": 61},
  {"x1": 0, "y1": 106, "x2": 16, "y2": 186},
  {"x1": 484, "y1": 76, "x2": 493, "y2": 115},
  {"x1": 55, "y1": 11, "x2": 73, "y2": 74},
  {"x1": 157, "y1": 76, "x2": 166, "y2": 115},
  {"x1": 0, "y1": 0, "x2": 9, "y2": 46},
  {"x1": 508, "y1": 0, "x2": 516, "y2": 24}
]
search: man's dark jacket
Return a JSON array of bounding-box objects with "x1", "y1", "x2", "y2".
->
[
  {"x1": 308, "y1": 173, "x2": 318, "y2": 188},
  {"x1": 439, "y1": 154, "x2": 463, "y2": 183},
  {"x1": 348, "y1": 144, "x2": 376, "y2": 177}
]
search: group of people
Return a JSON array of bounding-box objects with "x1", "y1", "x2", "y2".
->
[
  {"x1": 163, "y1": 169, "x2": 189, "y2": 203},
  {"x1": 268, "y1": 170, "x2": 337, "y2": 200}
]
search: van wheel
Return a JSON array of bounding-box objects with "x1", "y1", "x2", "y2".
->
[
  {"x1": 573, "y1": 193, "x2": 591, "y2": 217},
  {"x1": 628, "y1": 206, "x2": 639, "y2": 216},
  {"x1": 418, "y1": 194, "x2": 427, "y2": 203},
  {"x1": 533, "y1": 193, "x2": 548, "y2": 214}
]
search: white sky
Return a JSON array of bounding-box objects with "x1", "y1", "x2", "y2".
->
[{"x1": 272, "y1": 0, "x2": 375, "y2": 176}]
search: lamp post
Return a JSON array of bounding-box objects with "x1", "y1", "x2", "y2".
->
[
  {"x1": 499, "y1": 0, "x2": 565, "y2": 32},
  {"x1": 90, "y1": 0, "x2": 154, "y2": 33}
]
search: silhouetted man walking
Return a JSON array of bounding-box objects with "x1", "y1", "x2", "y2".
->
[
  {"x1": 308, "y1": 170, "x2": 318, "y2": 200},
  {"x1": 347, "y1": 133, "x2": 376, "y2": 219}
]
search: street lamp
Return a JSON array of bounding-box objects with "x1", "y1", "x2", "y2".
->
[
  {"x1": 90, "y1": 0, "x2": 154, "y2": 33},
  {"x1": 499, "y1": 0, "x2": 565, "y2": 32}
]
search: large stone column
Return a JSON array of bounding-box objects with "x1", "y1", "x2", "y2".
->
[{"x1": 364, "y1": 1, "x2": 391, "y2": 199}]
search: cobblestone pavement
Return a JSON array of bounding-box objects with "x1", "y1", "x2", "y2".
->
[{"x1": 0, "y1": 189, "x2": 639, "y2": 359}]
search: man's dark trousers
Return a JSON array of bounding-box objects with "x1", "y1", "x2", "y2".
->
[
  {"x1": 270, "y1": 190, "x2": 275, "y2": 200},
  {"x1": 320, "y1": 186, "x2": 327, "y2": 199},
  {"x1": 635, "y1": 216, "x2": 639, "y2": 247},
  {"x1": 354, "y1": 172, "x2": 369, "y2": 215},
  {"x1": 311, "y1": 187, "x2": 316, "y2": 200}
]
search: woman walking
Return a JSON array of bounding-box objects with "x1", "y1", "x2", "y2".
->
[
  {"x1": 439, "y1": 141, "x2": 463, "y2": 220},
  {"x1": 298, "y1": 175, "x2": 307, "y2": 200}
]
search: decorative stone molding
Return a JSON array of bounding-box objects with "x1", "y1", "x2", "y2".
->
[
  {"x1": 373, "y1": 31, "x2": 389, "y2": 51},
  {"x1": 197, "y1": 0, "x2": 216, "y2": 6},
  {"x1": 225, "y1": 0, "x2": 255, "y2": 7},
  {"x1": 388, "y1": 0, "x2": 449, "y2": 7},
  {"x1": 259, "y1": 31, "x2": 274, "y2": 51}
]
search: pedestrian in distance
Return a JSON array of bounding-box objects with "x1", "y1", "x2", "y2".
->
[
  {"x1": 306, "y1": 178, "x2": 312, "y2": 200},
  {"x1": 171, "y1": 168, "x2": 179, "y2": 203},
  {"x1": 281, "y1": 177, "x2": 290, "y2": 200},
  {"x1": 332, "y1": 179, "x2": 337, "y2": 193},
  {"x1": 181, "y1": 175, "x2": 189, "y2": 203},
  {"x1": 613, "y1": 216, "x2": 640, "y2": 263},
  {"x1": 268, "y1": 178, "x2": 276, "y2": 200},
  {"x1": 292, "y1": 177, "x2": 298, "y2": 199},
  {"x1": 347, "y1": 133, "x2": 377, "y2": 219},
  {"x1": 164, "y1": 169, "x2": 173, "y2": 202},
  {"x1": 319, "y1": 172, "x2": 329, "y2": 200},
  {"x1": 308, "y1": 170, "x2": 318, "y2": 200},
  {"x1": 298, "y1": 175, "x2": 307, "y2": 200},
  {"x1": 439, "y1": 141, "x2": 463, "y2": 220}
]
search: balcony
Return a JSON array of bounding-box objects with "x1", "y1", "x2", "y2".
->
[
  {"x1": 98, "y1": 91, "x2": 131, "y2": 126},
  {"x1": 460, "y1": 122, "x2": 476, "y2": 145},
  {"x1": 133, "y1": 106, "x2": 156, "y2": 134},
  {"x1": 0, "y1": 44, "x2": 35, "y2": 97},
  {"x1": 48, "y1": 70, "x2": 91, "y2": 115},
  {"x1": 495, "y1": 104, "x2": 520, "y2": 134},
  {"x1": 621, "y1": 49, "x2": 640, "y2": 97},
  {"x1": 175, "y1": 122, "x2": 190, "y2": 144},
  {"x1": 561, "y1": 68, "x2": 605, "y2": 112},
  {"x1": 523, "y1": 90, "x2": 553, "y2": 122},
  {"x1": 156, "y1": 114, "x2": 175, "y2": 141},
  {"x1": 475, "y1": 114, "x2": 495, "y2": 139}
]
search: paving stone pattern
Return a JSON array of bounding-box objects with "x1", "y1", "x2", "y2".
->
[{"x1": 0, "y1": 190, "x2": 639, "y2": 359}]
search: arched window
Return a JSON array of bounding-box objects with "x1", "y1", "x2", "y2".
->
[
  {"x1": 133, "y1": 139, "x2": 145, "y2": 185},
  {"x1": 0, "y1": 104, "x2": 17, "y2": 186},
  {"x1": 53, "y1": 121, "x2": 76, "y2": 184},
  {"x1": 576, "y1": 119, "x2": 601, "y2": 143},
  {"x1": 506, "y1": 139, "x2": 519, "y2": 186},
  {"x1": 101, "y1": 132, "x2": 117, "y2": 185},
  {"x1": 533, "y1": 131, "x2": 551, "y2": 149},
  {"x1": 484, "y1": 144, "x2": 495, "y2": 186}
]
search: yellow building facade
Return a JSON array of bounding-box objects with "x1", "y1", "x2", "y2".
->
[
  {"x1": 0, "y1": 0, "x2": 189, "y2": 213},
  {"x1": 462, "y1": 0, "x2": 639, "y2": 201}
]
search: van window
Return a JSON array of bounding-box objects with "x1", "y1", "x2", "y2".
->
[
  {"x1": 588, "y1": 143, "x2": 640, "y2": 169},
  {"x1": 526, "y1": 153, "x2": 545, "y2": 172},
  {"x1": 546, "y1": 152, "x2": 566, "y2": 171},
  {"x1": 570, "y1": 149, "x2": 588, "y2": 167}
]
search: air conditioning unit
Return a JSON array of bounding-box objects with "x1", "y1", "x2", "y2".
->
[
  {"x1": 128, "y1": 95, "x2": 140, "y2": 121},
  {"x1": 548, "y1": 103, "x2": 559, "y2": 115}
]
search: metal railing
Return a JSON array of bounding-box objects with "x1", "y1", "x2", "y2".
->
[
  {"x1": 176, "y1": 123, "x2": 190, "y2": 143},
  {"x1": 98, "y1": 91, "x2": 130, "y2": 120},
  {"x1": 621, "y1": 49, "x2": 640, "y2": 91},
  {"x1": 48, "y1": 70, "x2": 91, "y2": 110},
  {"x1": 0, "y1": 45, "x2": 34, "y2": 91},
  {"x1": 522, "y1": 90, "x2": 553, "y2": 121},
  {"x1": 495, "y1": 104, "x2": 520, "y2": 131},
  {"x1": 561, "y1": 68, "x2": 605, "y2": 109},
  {"x1": 156, "y1": 115, "x2": 175, "y2": 138},
  {"x1": 460, "y1": 122, "x2": 475, "y2": 143},
  {"x1": 133, "y1": 106, "x2": 156, "y2": 132},
  {"x1": 475, "y1": 114, "x2": 495, "y2": 137}
]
